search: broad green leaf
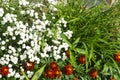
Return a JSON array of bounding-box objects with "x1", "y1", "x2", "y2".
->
[{"x1": 32, "y1": 64, "x2": 46, "y2": 80}]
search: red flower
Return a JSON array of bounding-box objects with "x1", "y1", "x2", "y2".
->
[
  {"x1": 54, "y1": 68, "x2": 62, "y2": 78},
  {"x1": 45, "y1": 69, "x2": 55, "y2": 79},
  {"x1": 114, "y1": 53, "x2": 120, "y2": 62},
  {"x1": 24, "y1": 62, "x2": 34, "y2": 70},
  {"x1": 74, "y1": 78, "x2": 79, "y2": 80},
  {"x1": 78, "y1": 55, "x2": 86, "y2": 64},
  {"x1": 50, "y1": 61, "x2": 58, "y2": 70},
  {"x1": 65, "y1": 50, "x2": 70, "y2": 58},
  {"x1": 64, "y1": 64, "x2": 73, "y2": 75},
  {"x1": 89, "y1": 69, "x2": 98, "y2": 78},
  {"x1": 110, "y1": 77, "x2": 115, "y2": 80},
  {"x1": 0, "y1": 66, "x2": 9, "y2": 76}
]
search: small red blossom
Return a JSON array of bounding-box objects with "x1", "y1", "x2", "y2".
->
[
  {"x1": 50, "y1": 61, "x2": 58, "y2": 70},
  {"x1": 114, "y1": 52, "x2": 120, "y2": 62},
  {"x1": 74, "y1": 78, "x2": 79, "y2": 80},
  {"x1": 64, "y1": 64, "x2": 73, "y2": 75},
  {"x1": 65, "y1": 50, "x2": 70, "y2": 58},
  {"x1": 89, "y1": 69, "x2": 98, "y2": 78},
  {"x1": 0, "y1": 66, "x2": 9, "y2": 76},
  {"x1": 110, "y1": 76, "x2": 115, "y2": 80},
  {"x1": 24, "y1": 61, "x2": 34, "y2": 70},
  {"x1": 78, "y1": 55, "x2": 86, "y2": 64},
  {"x1": 45, "y1": 69, "x2": 55, "y2": 79},
  {"x1": 54, "y1": 68, "x2": 62, "y2": 78}
]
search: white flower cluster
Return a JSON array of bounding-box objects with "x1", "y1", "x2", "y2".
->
[
  {"x1": 0, "y1": 8, "x2": 4, "y2": 17},
  {"x1": 19, "y1": 0, "x2": 29, "y2": 6},
  {"x1": 0, "y1": 0, "x2": 73, "y2": 79},
  {"x1": 48, "y1": 0, "x2": 58, "y2": 5},
  {"x1": 47, "y1": 0, "x2": 59, "y2": 11}
]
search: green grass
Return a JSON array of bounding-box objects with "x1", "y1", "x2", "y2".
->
[{"x1": 54, "y1": 0, "x2": 120, "y2": 79}]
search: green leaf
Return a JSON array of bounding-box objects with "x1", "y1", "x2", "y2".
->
[
  {"x1": 68, "y1": 18, "x2": 80, "y2": 23},
  {"x1": 101, "y1": 63, "x2": 110, "y2": 75},
  {"x1": 68, "y1": 50, "x2": 77, "y2": 68},
  {"x1": 72, "y1": 37, "x2": 80, "y2": 48},
  {"x1": 114, "y1": 74, "x2": 120, "y2": 80},
  {"x1": 82, "y1": 42, "x2": 88, "y2": 70},
  {"x1": 32, "y1": 64, "x2": 46, "y2": 80},
  {"x1": 21, "y1": 71, "x2": 29, "y2": 80},
  {"x1": 98, "y1": 38, "x2": 110, "y2": 45},
  {"x1": 74, "y1": 48, "x2": 85, "y2": 54},
  {"x1": 61, "y1": 33, "x2": 72, "y2": 47},
  {"x1": 107, "y1": 55, "x2": 120, "y2": 75}
]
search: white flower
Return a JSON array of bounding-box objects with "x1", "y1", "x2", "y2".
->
[
  {"x1": 30, "y1": 10, "x2": 34, "y2": 17},
  {"x1": 4, "y1": 60, "x2": 9, "y2": 64},
  {"x1": 0, "y1": 74, "x2": 2, "y2": 78},
  {"x1": 20, "y1": 67, "x2": 24, "y2": 71},
  {"x1": 52, "y1": 16, "x2": 55, "y2": 19},
  {"x1": 12, "y1": 36, "x2": 16, "y2": 40},
  {"x1": 8, "y1": 50, "x2": 12, "y2": 54},
  {"x1": 62, "y1": 43, "x2": 69, "y2": 50},
  {"x1": 48, "y1": 0, "x2": 58, "y2": 5},
  {"x1": 52, "y1": 46, "x2": 58, "y2": 50},
  {"x1": 22, "y1": 44, "x2": 26, "y2": 49},
  {"x1": 15, "y1": 73, "x2": 20, "y2": 78},
  {"x1": 20, "y1": 76, "x2": 25, "y2": 80},
  {"x1": 9, "y1": 68, "x2": 13, "y2": 73},
  {"x1": 10, "y1": 71, "x2": 15, "y2": 76},
  {"x1": 1, "y1": 41, "x2": 6, "y2": 45},
  {"x1": 10, "y1": 7, "x2": 15, "y2": 11},
  {"x1": 42, "y1": 12, "x2": 46, "y2": 20},
  {"x1": 52, "y1": 40, "x2": 60, "y2": 44},
  {"x1": 8, "y1": 64, "x2": 12, "y2": 68},
  {"x1": 20, "y1": 54, "x2": 26, "y2": 60},
  {"x1": 35, "y1": 12, "x2": 38, "y2": 19},
  {"x1": 0, "y1": 60, "x2": 5, "y2": 65},
  {"x1": 7, "y1": 73, "x2": 11, "y2": 77},
  {"x1": 30, "y1": 58, "x2": 35, "y2": 62},
  {"x1": 62, "y1": 52, "x2": 67, "y2": 60},
  {"x1": 10, "y1": 56, "x2": 18, "y2": 64},
  {"x1": 27, "y1": 71, "x2": 33, "y2": 78},
  {"x1": 18, "y1": 48, "x2": 22, "y2": 52},
  {"x1": 63, "y1": 30, "x2": 73, "y2": 39},
  {"x1": 3, "y1": 13, "x2": 17, "y2": 23},
  {"x1": 41, "y1": 53, "x2": 49, "y2": 58},
  {"x1": 20, "y1": 10, "x2": 25, "y2": 15},
  {"x1": 34, "y1": 57, "x2": 40, "y2": 64},
  {"x1": 0, "y1": 8, "x2": 4, "y2": 17},
  {"x1": 43, "y1": 44, "x2": 51, "y2": 52},
  {"x1": 54, "y1": 54, "x2": 61, "y2": 60},
  {"x1": 1, "y1": 46, "x2": 5, "y2": 50},
  {"x1": 19, "y1": 0, "x2": 29, "y2": 6}
]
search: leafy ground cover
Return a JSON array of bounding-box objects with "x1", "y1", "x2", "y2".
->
[{"x1": 0, "y1": 0, "x2": 120, "y2": 80}]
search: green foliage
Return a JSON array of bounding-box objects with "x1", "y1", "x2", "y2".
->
[
  {"x1": 0, "y1": 0, "x2": 120, "y2": 80},
  {"x1": 54, "y1": 0, "x2": 120, "y2": 79},
  {"x1": 32, "y1": 64, "x2": 46, "y2": 80}
]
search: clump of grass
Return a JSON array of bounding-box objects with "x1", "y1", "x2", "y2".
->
[{"x1": 55, "y1": 0, "x2": 120, "y2": 79}]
